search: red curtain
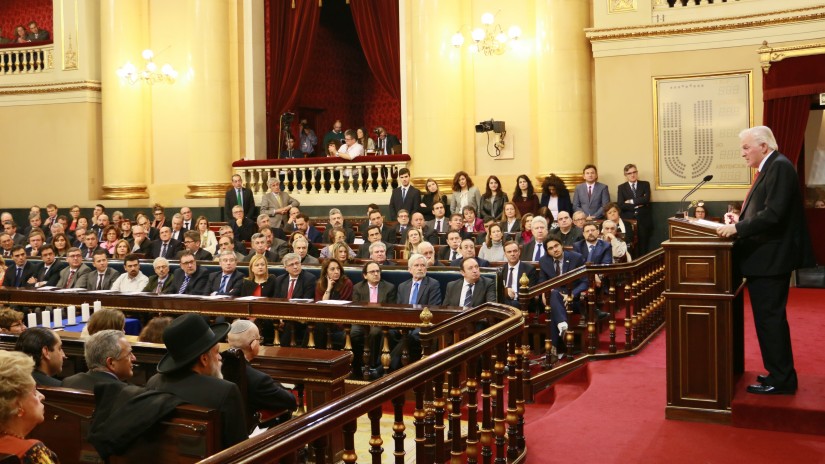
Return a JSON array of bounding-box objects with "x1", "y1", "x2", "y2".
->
[
  {"x1": 267, "y1": 0, "x2": 321, "y2": 155},
  {"x1": 762, "y1": 95, "x2": 811, "y2": 166},
  {"x1": 349, "y1": 0, "x2": 400, "y2": 100}
]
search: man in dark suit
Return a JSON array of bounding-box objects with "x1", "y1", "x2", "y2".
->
[
  {"x1": 144, "y1": 257, "x2": 177, "y2": 294},
  {"x1": 3, "y1": 245, "x2": 41, "y2": 288},
  {"x1": 146, "y1": 226, "x2": 182, "y2": 260},
  {"x1": 616, "y1": 163, "x2": 653, "y2": 254},
  {"x1": 538, "y1": 238, "x2": 589, "y2": 350},
  {"x1": 241, "y1": 232, "x2": 278, "y2": 263},
  {"x1": 718, "y1": 126, "x2": 814, "y2": 395},
  {"x1": 370, "y1": 210, "x2": 397, "y2": 245},
  {"x1": 449, "y1": 239, "x2": 490, "y2": 268},
  {"x1": 0, "y1": 232, "x2": 14, "y2": 258},
  {"x1": 389, "y1": 168, "x2": 421, "y2": 219},
  {"x1": 62, "y1": 330, "x2": 134, "y2": 390},
  {"x1": 390, "y1": 254, "x2": 444, "y2": 370},
  {"x1": 176, "y1": 230, "x2": 213, "y2": 261},
  {"x1": 374, "y1": 126, "x2": 401, "y2": 155},
  {"x1": 172, "y1": 251, "x2": 210, "y2": 295},
  {"x1": 357, "y1": 225, "x2": 392, "y2": 259},
  {"x1": 444, "y1": 258, "x2": 496, "y2": 308},
  {"x1": 56, "y1": 247, "x2": 93, "y2": 289},
  {"x1": 4, "y1": 221, "x2": 27, "y2": 247},
  {"x1": 258, "y1": 227, "x2": 290, "y2": 262},
  {"x1": 499, "y1": 241, "x2": 538, "y2": 309},
  {"x1": 33, "y1": 244, "x2": 66, "y2": 287},
  {"x1": 273, "y1": 253, "x2": 318, "y2": 346},
  {"x1": 573, "y1": 223, "x2": 612, "y2": 265},
  {"x1": 146, "y1": 314, "x2": 248, "y2": 450},
  {"x1": 548, "y1": 211, "x2": 583, "y2": 247},
  {"x1": 227, "y1": 320, "x2": 296, "y2": 424},
  {"x1": 225, "y1": 173, "x2": 256, "y2": 221},
  {"x1": 438, "y1": 230, "x2": 463, "y2": 262},
  {"x1": 205, "y1": 252, "x2": 245, "y2": 296},
  {"x1": 129, "y1": 225, "x2": 151, "y2": 254},
  {"x1": 521, "y1": 216, "x2": 550, "y2": 262},
  {"x1": 78, "y1": 249, "x2": 120, "y2": 290},
  {"x1": 351, "y1": 262, "x2": 398, "y2": 378},
  {"x1": 572, "y1": 164, "x2": 610, "y2": 220},
  {"x1": 80, "y1": 233, "x2": 107, "y2": 260},
  {"x1": 321, "y1": 208, "x2": 356, "y2": 244},
  {"x1": 14, "y1": 327, "x2": 64, "y2": 386}
]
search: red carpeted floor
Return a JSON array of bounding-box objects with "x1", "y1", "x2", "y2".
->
[{"x1": 524, "y1": 288, "x2": 825, "y2": 463}]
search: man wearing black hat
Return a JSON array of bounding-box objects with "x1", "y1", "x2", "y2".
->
[{"x1": 145, "y1": 313, "x2": 248, "y2": 449}]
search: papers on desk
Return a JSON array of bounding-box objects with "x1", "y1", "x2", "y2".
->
[
  {"x1": 164, "y1": 293, "x2": 204, "y2": 298},
  {"x1": 315, "y1": 299, "x2": 351, "y2": 305},
  {"x1": 54, "y1": 288, "x2": 86, "y2": 293},
  {"x1": 203, "y1": 294, "x2": 231, "y2": 299},
  {"x1": 88, "y1": 289, "x2": 118, "y2": 294},
  {"x1": 36, "y1": 286, "x2": 59, "y2": 291},
  {"x1": 235, "y1": 296, "x2": 265, "y2": 301},
  {"x1": 288, "y1": 298, "x2": 313, "y2": 303},
  {"x1": 250, "y1": 426, "x2": 268, "y2": 437},
  {"x1": 692, "y1": 219, "x2": 724, "y2": 229}
]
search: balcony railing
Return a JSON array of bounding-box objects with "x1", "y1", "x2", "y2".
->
[
  {"x1": 0, "y1": 43, "x2": 54, "y2": 75},
  {"x1": 653, "y1": 0, "x2": 741, "y2": 8},
  {"x1": 232, "y1": 155, "x2": 411, "y2": 204}
]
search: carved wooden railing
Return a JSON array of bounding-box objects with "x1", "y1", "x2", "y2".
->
[
  {"x1": 653, "y1": 0, "x2": 744, "y2": 8},
  {"x1": 232, "y1": 155, "x2": 411, "y2": 202},
  {"x1": 0, "y1": 43, "x2": 54, "y2": 75},
  {"x1": 201, "y1": 302, "x2": 525, "y2": 463},
  {"x1": 517, "y1": 248, "x2": 666, "y2": 400}
]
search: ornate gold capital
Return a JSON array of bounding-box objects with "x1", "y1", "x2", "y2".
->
[
  {"x1": 758, "y1": 40, "x2": 825, "y2": 74},
  {"x1": 186, "y1": 182, "x2": 233, "y2": 199},
  {"x1": 101, "y1": 184, "x2": 149, "y2": 199}
]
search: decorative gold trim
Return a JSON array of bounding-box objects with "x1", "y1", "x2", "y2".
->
[
  {"x1": 758, "y1": 40, "x2": 825, "y2": 74},
  {"x1": 0, "y1": 80, "x2": 101, "y2": 96},
  {"x1": 101, "y1": 184, "x2": 149, "y2": 199},
  {"x1": 652, "y1": 70, "x2": 754, "y2": 190},
  {"x1": 63, "y1": 34, "x2": 78, "y2": 70},
  {"x1": 608, "y1": 0, "x2": 637, "y2": 14},
  {"x1": 186, "y1": 182, "x2": 233, "y2": 199},
  {"x1": 535, "y1": 173, "x2": 582, "y2": 190},
  {"x1": 587, "y1": 5, "x2": 825, "y2": 41}
]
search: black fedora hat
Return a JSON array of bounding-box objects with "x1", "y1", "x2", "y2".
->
[{"x1": 156, "y1": 314, "x2": 230, "y2": 374}]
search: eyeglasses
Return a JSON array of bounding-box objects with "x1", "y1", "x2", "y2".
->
[
  {"x1": 366, "y1": 270, "x2": 381, "y2": 274},
  {"x1": 180, "y1": 260, "x2": 196, "y2": 266},
  {"x1": 625, "y1": 170, "x2": 638, "y2": 175}
]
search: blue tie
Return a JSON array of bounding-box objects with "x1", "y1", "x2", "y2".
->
[
  {"x1": 588, "y1": 245, "x2": 595, "y2": 262},
  {"x1": 219, "y1": 274, "x2": 229, "y2": 293},
  {"x1": 534, "y1": 244, "x2": 542, "y2": 261},
  {"x1": 14, "y1": 268, "x2": 23, "y2": 287},
  {"x1": 409, "y1": 281, "x2": 420, "y2": 304},
  {"x1": 179, "y1": 275, "x2": 190, "y2": 293},
  {"x1": 463, "y1": 284, "x2": 474, "y2": 308}
]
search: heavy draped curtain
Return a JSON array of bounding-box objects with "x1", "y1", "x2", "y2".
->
[
  {"x1": 349, "y1": 0, "x2": 401, "y2": 100},
  {"x1": 267, "y1": 0, "x2": 321, "y2": 154}
]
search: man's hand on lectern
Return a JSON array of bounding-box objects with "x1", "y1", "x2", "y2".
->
[{"x1": 717, "y1": 224, "x2": 737, "y2": 238}]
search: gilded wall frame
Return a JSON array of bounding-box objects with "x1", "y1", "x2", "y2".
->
[{"x1": 653, "y1": 71, "x2": 753, "y2": 189}]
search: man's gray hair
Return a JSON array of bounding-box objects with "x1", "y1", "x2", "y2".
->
[
  {"x1": 292, "y1": 236, "x2": 308, "y2": 247},
  {"x1": 408, "y1": 253, "x2": 426, "y2": 269},
  {"x1": 369, "y1": 241, "x2": 387, "y2": 253},
  {"x1": 282, "y1": 252, "x2": 301, "y2": 266},
  {"x1": 739, "y1": 126, "x2": 778, "y2": 151},
  {"x1": 417, "y1": 241, "x2": 434, "y2": 253},
  {"x1": 153, "y1": 257, "x2": 170, "y2": 268},
  {"x1": 251, "y1": 233, "x2": 265, "y2": 242},
  {"x1": 531, "y1": 215, "x2": 548, "y2": 229},
  {"x1": 257, "y1": 214, "x2": 269, "y2": 223},
  {"x1": 267, "y1": 177, "x2": 280, "y2": 187},
  {"x1": 172, "y1": 213, "x2": 182, "y2": 220},
  {"x1": 84, "y1": 329, "x2": 125, "y2": 370},
  {"x1": 329, "y1": 208, "x2": 342, "y2": 217}
]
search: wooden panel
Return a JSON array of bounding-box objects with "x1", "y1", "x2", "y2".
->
[
  {"x1": 680, "y1": 306, "x2": 717, "y2": 401},
  {"x1": 679, "y1": 256, "x2": 717, "y2": 286}
]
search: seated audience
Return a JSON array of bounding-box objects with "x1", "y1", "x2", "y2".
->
[
  {"x1": 350, "y1": 262, "x2": 397, "y2": 378},
  {"x1": 138, "y1": 316, "x2": 173, "y2": 343},
  {"x1": 173, "y1": 251, "x2": 210, "y2": 295},
  {"x1": 481, "y1": 175, "x2": 509, "y2": 222},
  {"x1": 293, "y1": 236, "x2": 320, "y2": 265},
  {"x1": 512, "y1": 175, "x2": 541, "y2": 216},
  {"x1": 110, "y1": 254, "x2": 149, "y2": 292},
  {"x1": 206, "y1": 252, "x2": 244, "y2": 296},
  {"x1": 3, "y1": 246, "x2": 40, "y2": 288},
  {"x1": 0, "y1": 307, "x2": 26, "y2": 334},
  {"x1": 84, "y1": 308, "x2": 126, "y2": 338},
  {"x1": 34, "y1": 244, "x2": 66, "y2": 288},
  {"x1": 78, "y1": 249, "x2": 120, "y2": 290},
  {"x1": 478, "y1": 223, "x2": 505, "y2": 262},
  {"x1": 451, "y1": 171, "x2": 481, "y2": 215},
  {"x1": 62, "y1": 330, "x2": 135, "y2": 390},
  {"x1": 240, "y1": 255, "x2": 276, "y2": 297},
  {"x1": 144, "y1": 257, "x2": 176, "y2": 294},
  {"x1": 14, "y1": 327, "x2": 64, "y2": 386}
]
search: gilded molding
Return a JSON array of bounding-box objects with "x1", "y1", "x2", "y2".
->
[
  {"x1": 535, "y1": 173, "x2": 582, "y2": 190},
  {"x1": 758, "y1": 40, "x2": 825, "y2": 74},
  {"x1": 608, "y1": 0, "x2": 638, "y2": 14},
  {"x1": 102, "y1": 184, "x2": 149, "y2": 200},
  {"x1": 63, "y1": 34, "x2": 78, "y2": 70},
  {"x1": 186, "y1": 182, "x2": 233, "y2": 199},
  {"x1": 587, "y1": 5, "x2": 825, "y2": 41},
  {"x1": 0, "y1": 80, "x2": 101, "y2": 96}
]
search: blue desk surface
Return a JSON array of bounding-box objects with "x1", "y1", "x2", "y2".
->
[{"x1": 51, "y1": 318, "x2": 142, "y2": 336}]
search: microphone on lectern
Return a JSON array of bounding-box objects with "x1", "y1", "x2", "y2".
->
[{"x1": 677, "y1": 174, "x2": 713, "y2": 218}]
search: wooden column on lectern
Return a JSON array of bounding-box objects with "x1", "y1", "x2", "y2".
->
[{"x1": 663, "y1": 218, "x2": 744, "y2": 425}]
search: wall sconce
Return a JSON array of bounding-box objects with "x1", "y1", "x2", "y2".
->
[
  {"x1": 452, "y1": 12, "x2": 521, "y2": 56},
  {"x1": 116, "y1": 49, "x2": 178, "y2": 85}
]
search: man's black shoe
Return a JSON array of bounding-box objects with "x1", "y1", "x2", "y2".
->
[
  {"x1": 746, "y1": 383, "x2": 796, "y2": 395},
  {"x1": 756, "y1": 374, "x2": 768, "y2": 383}
]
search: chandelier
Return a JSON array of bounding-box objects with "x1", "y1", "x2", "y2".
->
[
  {"x1": 452, "y1": 12, "x2": 521, "y2": 56},
  {"x1": 116, "y1": 49, "x2": 178, "y2": 85}
]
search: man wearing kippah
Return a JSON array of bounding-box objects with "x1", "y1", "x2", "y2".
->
[{"x1": 146, "y1": 313, "x2": 247, "y2": 449}]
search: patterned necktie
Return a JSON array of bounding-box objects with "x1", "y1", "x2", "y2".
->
[
  {"x1": 161, "y1": 243, "x2": 168, "y2": 258},
  {"x1": 65, "y1": 269, "x2": 76, "y2": 288},
  {"x1": 464, "y1": 284, "x2": 474, "y2": 307},
  {"x1": 631, "y1": 183, "x2": 637, "y2": 198},
  {"x1": 156, "y1": 279, "x2": 164, "y2": 294},
  {"x1": 179, "y1": 274, "x2": 190, "y2": 293},
  {"x1": 588, "y1": 245, "x2": 595, "y2": 262},
  {"x1": 287, "y1": 279, "x2": 296, "y2": 299},
  {"x1": 219, "y1": 274, "x2": 229, "y2": 293}
]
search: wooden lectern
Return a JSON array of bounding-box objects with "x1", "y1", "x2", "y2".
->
[{"x1": 663, "y1": 217, "x2": 745, "y2": 424}]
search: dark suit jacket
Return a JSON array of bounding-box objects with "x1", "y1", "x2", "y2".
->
[
  {"x1": 573, "y1": 240, "x2": 612, "y2": 265},
  {"x1": 538, "y1": 251, "x2": 588, "y2": 298},
  {"x1": 146, "y1": 239, "x2": 182, "y2": 260},
  {"x1": 450, "y1": 256, "x2": 490, "y2": 268},
  {"x1": 521, "y1": 239, "x2": 547, "y2": 262},
  {"x1": 443, "y1": 276, "x2": 496, "y2": 307},
  {"x1": 357, "y1": 241, "x2": 392, "y2": 259},
  {"x1": 230, "y1": 218, "x2": 257, "y2": 242},
  {"x1": 274, "y1": 271, "x2": 317, "y2": 299},
  {"x1": 78, "y1": 267, "x2": 121, "y2": 290},
  {"x1": 62, "y1": 371, "x2": 124, "y2": 391},
  {"x1": 206, "y1": 270, "x2": 245, "y2": 296},
  {"x1": 172, "y1": 267, "x2": 210, "y2": 295},
  {"x1": 389, "y1": 185, "x2": 422, "y2": 219},
  {"x1": 242, "y1": 250, "x2": 278, "y2": 264},
  {"x1": 480, "y1": 194, "x2": 509, "y2": 222},
  {"x1": 572, "y1": 182, "x2": 610, "y2": 219},
  {"x1": 498, "y1": 261, "x2": 538, "y2": 306},
  {"x1": 375, "y1": 134, "x2": 400, "y2": 154},
  {"x1": 170, "y1": 228, "x2": 185, "y2": 242},
  {"x1": 80, "y1": 245, "x2": 108, "y2": 260},
  {"x1": 352, "y1": 280, "x2": 397, "y2": 304},
  {"x1": 3, "y1": 261, "x2": 42, "y2": 287},
  {"x1": 175, "y1": 248, "x2": 213, "y2": 261},
  {"x1": 396, "y1": 276, "x2": 443, "y2": 305},
  {"x1": 734, "y1": 151, "x2": 814, "y2": 276},
  {"x1": 438, "y1": 246, "x2": 461, "y2": 262},
  {"x1": 143, "y1": 275, "x2": 177, "y2": 294},
  {"x1": 321, "y1": 226, "x2": 356, "y2": 245},
  {"x1": 33, "y1": 369, "x2": 62, "y2": 387},
  {"x1": 129, "y1": 239, "x2": 151, "y2": 255},
  {"x1": 245, "y1": 364, "x2": 297, "y2": 414},
  {"x1": 240, "y1": 275, "x2": 278, "y2": 297},
  {"x1": 539, "y1": 191, "x2": 574, "y2": 217},
  {"x1": 37, "y1": 261, "x2": 67, "y2": 286},
  {"x1": 147, "y1": 370, "x2": 247, "y2": 449},
  {"x1": 616, "y1": 180, "x2": 652, "y2": 225},
  {"x1": 225, "y1": 187, "x2": 256, "y2": 220}
]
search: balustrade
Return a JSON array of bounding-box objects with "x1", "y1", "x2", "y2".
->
[
  {"x1": 0, "y1": 44, "x2": 53, "y2": 75},
  {"x1": 653, "y1": 0, "x2": 742, "y2": 7}
]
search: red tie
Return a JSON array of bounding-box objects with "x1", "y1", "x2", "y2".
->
[
  {"x1": 742, "y1": 171, "x2": 759, "y2": 212},
  {"x1": 287, "y1": 279, "x2": 296, "y2": 299}
]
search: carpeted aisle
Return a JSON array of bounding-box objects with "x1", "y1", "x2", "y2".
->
[{"x1": 524, "y1": 288, "x2": 825, "y2": 463}]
